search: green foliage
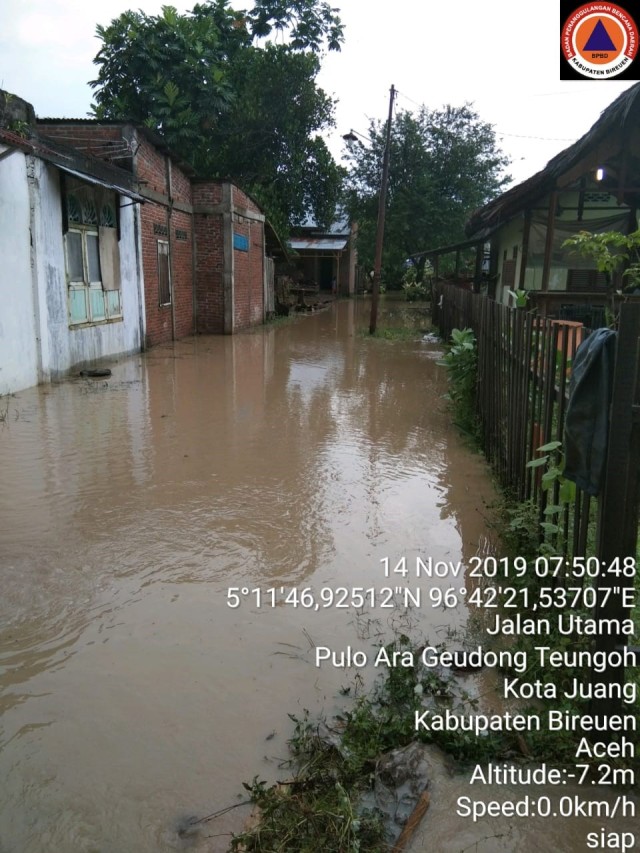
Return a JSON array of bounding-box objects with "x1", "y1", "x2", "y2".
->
[
  {"x1": 91, "y1": 0, "x2": 345, "y2": 235},
  {"x1": 439, "y1": 327, "x2": 479, "y2": 436},
  {"x1": 248, "y1": 0, "x2": 345, "y2": 51},
  {"x1": 504, "y1": 498, "x2": 541, "y2": 560},
  {"x1": 340, "y1": 637, "x2": 507, "y2": 766},
  {"x1": 508, "y1": 288, "x2": 529, "y2": 308},
  {"x1": 345, "y1": 105, "x2": 510, "y2": 288},
  {"x1": 231, "y1": 712, "x2": 387, "y2": 852},
  {"x1": 401, "y1": 264, "x2": 430, "y2": 301},
  {"x1": 205, "y1": 44, "x2": 345, "y2": 233},
  {"x1": 562, "y1": 228, "x2": 640, "y2": 295},
  {"x1": 526, "y1": 441, "x2": 576, "y2": 556},
  {"x1": 367, "y1": 326, "x2": 422, "y2": 341}
]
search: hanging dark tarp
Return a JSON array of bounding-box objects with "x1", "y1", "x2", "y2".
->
[{"x1": 563, "y1": 327, "x2": 617, "y2": 496}]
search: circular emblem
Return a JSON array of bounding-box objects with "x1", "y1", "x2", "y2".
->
[{"x1": 562, "y1": 3, "x2": 638, "y2": 78}]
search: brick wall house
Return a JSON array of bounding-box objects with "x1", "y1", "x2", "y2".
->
[{"x1": 38, "y1": 120, "x2": 268, "y2": 343}]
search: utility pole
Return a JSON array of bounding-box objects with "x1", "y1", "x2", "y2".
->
[{"x1": 370, "y1": 84, "x2": 395, "y2": 335}]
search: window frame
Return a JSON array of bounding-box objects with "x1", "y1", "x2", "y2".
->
[
  {"x1": 62, "y1": 176, "x2": 122, "y2": 327},
  {"x1": 157, "y1": 239, "x2": 172, "y2": 307}
]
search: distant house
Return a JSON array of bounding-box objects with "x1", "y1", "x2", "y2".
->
[
  {"x1": 418, "y1": 83, "x2": 640, "y2": 326},
  {"x1": 288, "y1": 217, "x2": 358, "y2": 296},
  {"x1": 38, "y1": 119, "x2": 276, "y2": 342},
  {"x1": 0, "y1": 103, "x2": 145, "y2": 395}
]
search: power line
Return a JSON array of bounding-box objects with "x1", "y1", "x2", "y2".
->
[
  {"x1": 395, "y1": 88, "x2": 577, "y2": 144},
  {"x1": 498, "y1": 131, "x2": 577, "y2": 142}
]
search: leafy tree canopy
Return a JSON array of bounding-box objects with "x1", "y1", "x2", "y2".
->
[
  {"x1": 344, "y1": 104, "x2": 511, "y2": 287},
  {"x1": 90, "y1": 0, "x2": 345, "y2": 235}
]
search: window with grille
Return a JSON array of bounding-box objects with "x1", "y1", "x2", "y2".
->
[{"x1": 63, "y1": 177, "x2": 121, "y2": 326}]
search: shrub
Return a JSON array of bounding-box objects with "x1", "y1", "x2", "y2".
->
[{"x1": 439, "y1": 327, "x2": 478, "y2": 436}]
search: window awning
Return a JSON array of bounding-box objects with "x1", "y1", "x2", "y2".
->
[{"x1": 57, "y1": 165, "x2": 145, "y2": 203}]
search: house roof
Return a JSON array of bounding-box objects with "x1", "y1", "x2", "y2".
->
[
  {"x1": 466, "y1": 82, "x2": 640, "y2": 241},
  {"x1": 289, "y1": 237, "x2": 348, "y2": 252},
  {"x1": 0, "y1": 126, "x2": 145, "y2": 202}
]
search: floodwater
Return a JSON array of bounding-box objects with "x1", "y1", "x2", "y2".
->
[{"x1": 1, "y1": 298, "x2": 633, "y2": 852}]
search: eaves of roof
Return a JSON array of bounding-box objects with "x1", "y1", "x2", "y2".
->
[
  {"x1": 465, "y1": 82, "x2": 640, "y2": 240},
  {"x1": 0, "y1": 127, "x2": 144, "y2": 202}
]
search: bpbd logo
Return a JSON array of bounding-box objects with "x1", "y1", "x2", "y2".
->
[{"x1": 561, "y1": 2, "x2": 639, "y2": 79}]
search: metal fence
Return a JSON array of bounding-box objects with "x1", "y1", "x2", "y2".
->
[
  {"x1": 433, "y1": 283, "x2": 640, "y2": 718},
  {"x1": 434, "y1": 282, "x2": 595, "y2": 558}
]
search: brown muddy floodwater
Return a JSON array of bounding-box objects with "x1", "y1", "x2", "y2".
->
[{"x1": 2, "y1": 298, "x2": 632, "y2": 853}]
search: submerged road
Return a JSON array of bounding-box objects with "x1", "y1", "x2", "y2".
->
[{"x1": 0, "y1": 298, "x2": 499, "y2": 851}]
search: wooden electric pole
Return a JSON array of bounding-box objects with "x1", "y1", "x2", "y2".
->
[{"x1": 369, "y1": 84, "x2": 396, "y2": 335}]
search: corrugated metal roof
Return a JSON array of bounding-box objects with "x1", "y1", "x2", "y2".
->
[{"x1": 289, "y1": 237, "x2": 348, "y2": 251}]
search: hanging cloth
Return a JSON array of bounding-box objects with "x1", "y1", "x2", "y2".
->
[{"x1": 563, "y1": 327, "x2": 617, "y2": 496}]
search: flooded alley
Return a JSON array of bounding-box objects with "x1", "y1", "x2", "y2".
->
[{"x1": 0, "y1": 298, "x2": 498, "y2": 852}]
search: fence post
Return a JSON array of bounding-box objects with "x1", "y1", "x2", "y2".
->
[{"x1": 592, "y1": 301, "x2": 640, "y2": 726}]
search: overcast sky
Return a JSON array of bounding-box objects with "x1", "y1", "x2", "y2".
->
[{"x1": 1, "y1": 0, "x2": 636, "y2": 186}]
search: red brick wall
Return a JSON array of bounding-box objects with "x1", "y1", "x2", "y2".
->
[
  {"x1": 232, "y1": 186, "x2": 264, "y2": 331},
  {"x1": 233, "y1": 186, "x2": 261, "y2": 214},
  {"x1": 37, "y1": 123, "x2": 126, "y2": 160},
  {"x1": 193, "y1": 182, "x2": 265, "y2": 333},
  {"x1": 171, "y1": 209, "x2": 194, "y2": 339},
  {"x1": 193, "y1": 182, "x2": 225, "y2": 334},
  {"x1": 134, "y1": 136, "x2": 195, "y2": 346},
  {"x1": 232, "y1": 211, "x2": 264, "y2": 330}
]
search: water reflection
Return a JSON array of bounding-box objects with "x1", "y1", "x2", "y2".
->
[{"x1": 1, "y1": 299, "x2": 502, "y2": 852}]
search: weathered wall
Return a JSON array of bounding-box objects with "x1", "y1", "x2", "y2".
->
[
  {"x1": 39, "y1": 123, "x2": 267, "y2": 341},
  {"x1": 0, "y1": 152, "x2": 144, "y2": 393},
  {"x1": 494, "y1": 216, "x2": 524, "y2": 305},
  {"x1": 40, "y1": 123, "x2": 196, "y2": 348},
  {"x1": 31, "y1": 160, "x2": 143, "y2": 382},
  {"x1": 0, "y1": 148, "x2": 39, "y2": 395}
]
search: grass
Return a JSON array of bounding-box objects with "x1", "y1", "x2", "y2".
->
[
  {"x1": 230, "y1": 635, "x2": 526, "y2": 852},
  {"x1": 230, "y1": 712, "x2": 387, "y2": 852}
]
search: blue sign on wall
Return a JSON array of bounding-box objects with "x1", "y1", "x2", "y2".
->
[{"x1": 233, "y1": 232, "x2": 249, "y2": 252}]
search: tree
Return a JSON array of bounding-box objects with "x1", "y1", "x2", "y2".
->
[
  {"x1": 90, "y1": 0, "x2": 344, "y2": 234},
  {"x1": 204, "y1": 43, "x2": 344, "y2": 234},
  {"x1": 344, "y1": 104, "x2": 510, "y2": 288},
  {"x1": 562, "y1": 229, "x2": 640, "y2": 320}
]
